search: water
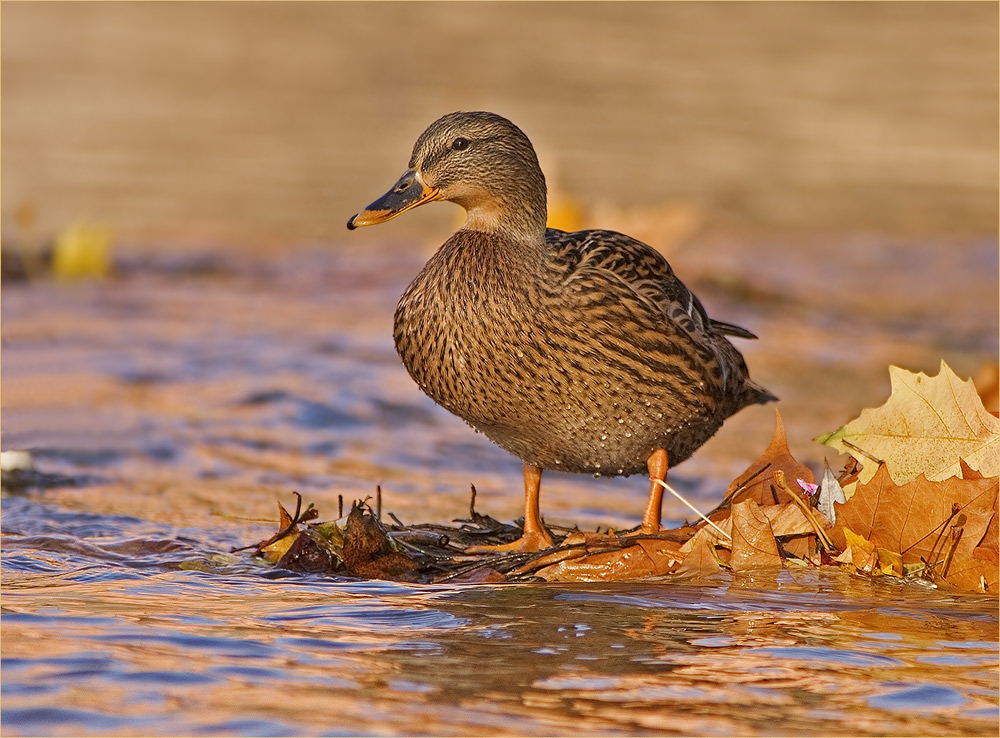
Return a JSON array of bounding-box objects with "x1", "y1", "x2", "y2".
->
[
  {"x1": 2, "y1": 242, "x2": 998, "y2": 736},
  {"x1": 3, "y1": 529, "x2": 998, "y2": 736}
]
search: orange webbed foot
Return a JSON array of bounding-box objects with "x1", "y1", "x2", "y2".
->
[{"x1": 467, "y1": 528, "x2": 554, "y2": 554}]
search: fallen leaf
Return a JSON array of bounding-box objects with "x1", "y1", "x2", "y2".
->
[
  {"x1": 724, "y1": 409, "x2": 816, "y2": 508},
  {"x1": 816, "y1": 361, "x2": 1000, "y2": 484},
  {"x1": 817, "y1": 459, "x2": 846, "y2": 524},
  {"x1": 730, "y1": 500, "x2": 782, "y2": 572},
  {"x1": 832, "y1": 528, "x2": 878, "y2": 573},
  {"x1": 674, "y1": 527, "x2": 723, "y2": 576},
  {"x1": 635, "y1": 537, "x2": 685, "y2": 575},
  {"x1": 782, "y1": 534, "x2": 817, "y2": 562},
  {"x1": 830, "y1": 463, "x2": 998, "y2": 591},
  {"x1": 342, "y1": 503, "x2": 418, "y2": 581},
  {"x1": 535, "y1": 542, "x2": 660, "y2": 582},
  {"x1": 760, "y1": 503, "x2": 815, "y2": 538},
  {"x1": 276, "y1": 532, "x2": 335, "y2": 574},
  {"x1": 445, "y1": 566, "x2": 508, "y2": 584},
  {"x1": 876, "y1": 547, "x2": 903, "y2": 576}
]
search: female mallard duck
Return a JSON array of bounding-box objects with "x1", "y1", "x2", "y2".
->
[{"x1": 348, "y1": 111, "x2": 776, "y2": 552}]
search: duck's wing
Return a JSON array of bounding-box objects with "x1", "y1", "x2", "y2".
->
[
  {"x1": 544, "y1": 228, "x2": 774, "y2": 408},
  {"x1": 545, "y1": 228, "x2": 754, "y2": 342}
]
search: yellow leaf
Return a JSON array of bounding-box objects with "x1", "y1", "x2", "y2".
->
[
  {"x1": 815, "y1": 361, "x2": 1000, "y2": 485},
  {"x1": 842, "y1": 527, "x2": 876, "y2": 555},
  {"x1": 52, "y1": 222, "x2": 113, "y2": 279},
  {"x1": 876, "y1": 547, "x2": 903, "y2": 576}
]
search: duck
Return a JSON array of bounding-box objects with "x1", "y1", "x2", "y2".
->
[{"x1": 347, "y1": 111, "x2": 776, "y2": 552}]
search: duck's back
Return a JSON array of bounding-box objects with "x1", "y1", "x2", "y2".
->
[{"x1": 394, "y1": 227, "x2": 774, "y2": 476}]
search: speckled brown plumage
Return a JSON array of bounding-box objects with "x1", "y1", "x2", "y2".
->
[
  {"x1": 348, "y1": 111, "x2": 776, "y2": 549},
  {"x1": 394, "y1": 225, "x2": 774, "y2": 476}
]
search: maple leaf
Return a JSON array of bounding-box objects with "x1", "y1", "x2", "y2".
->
[
  {"x1": 830, "y1": 463, "x2": 998, "y2": 592},
  {"x1": 816, "y1": 361, "x2": 1000, "y2": 485}
]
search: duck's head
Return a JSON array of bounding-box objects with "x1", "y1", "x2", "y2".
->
[{"x1": 347, "y1": 111, "x2": 547, "y2": 240}]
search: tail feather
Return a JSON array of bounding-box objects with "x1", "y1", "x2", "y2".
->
[
  {"x1": 710, "y1": 319, "x2": 758, "y2": 340},
  {"x1": 744, "y1": 379, "x2": 778, "y2": 406}
]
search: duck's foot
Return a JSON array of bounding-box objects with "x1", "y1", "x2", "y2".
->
[{"x1": 467, "y1": 529, "x2": 554, "y2": 554}]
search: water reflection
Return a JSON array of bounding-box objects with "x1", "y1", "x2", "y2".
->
[{"x1": 3, "y1": 553, "x2": 997, "y2": 736}]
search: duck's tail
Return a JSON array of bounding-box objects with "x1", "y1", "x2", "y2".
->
[{"x1": 743, "y1": 379, "x2": 778, "y2": 407}]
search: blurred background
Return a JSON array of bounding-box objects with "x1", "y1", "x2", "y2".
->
[{"x1": 3, "y1": 1, "x2": 997, "y2": 246}]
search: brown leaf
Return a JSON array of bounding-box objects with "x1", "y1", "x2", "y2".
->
[
  {"x1": 782, "y1": 534, "x2": 818, "y2": 562},
  {"x1": 277, "y1": 501, "x2": 294, "y2": 530},
  {"x1": 674, "y1": 528, "x2": 723, "y2": 576},
  {"x1": 635, "y1": 538, "x2": 685, "y2": 575},
  {"x1": 276, "y1": 532, "x2": 336, "y2": 574},
  {"x1": 725, "y1": 409, "x2": 816, "y2": 507},
  {"x1": 342, "y1": 503, "x2": 418, "y2": 581},
  {"x1": 830, "y1": 463, "x2": 998, "y2": 591},
  {"x1": 730, "y1": 500, "x2": 782, "y2": 571},
  {"x1": 832, "y1": 529, "x2": 878, "y2": 573},
  {"x1": 959, "y1": 457, "x2": 983, "y2": 479},
  {"x1": 761, "y1": 503, "x2": 815, "y2": 538},
  {"x1": 535, "y1": 543, "x2": 660, "y2": 582},
  {"x1": 444, "y1": 566, "x2": 508, "y2": 584}
]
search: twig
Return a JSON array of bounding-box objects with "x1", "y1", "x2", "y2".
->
[
  {"x1": 376, "y1": 485, "x2": 382, "y2": 520},
  {"x1": 941, "y1": 526, "x2": 964, "y2": 578},
  {"x1": 651, "y1": 478, "x2": 731, "y2": 541},
  {"x1": 714, "y1": 464, "x2": 770, "y2": 510},
  {"x1": 230, "y1": 491, "x2": 307, "y2": 553},
  {"x1": 841, "y1": 439, "x2": 883, "y2": 466},
  {"x1": 774, "y1": 470, "x2": 835, "y2": 551}
]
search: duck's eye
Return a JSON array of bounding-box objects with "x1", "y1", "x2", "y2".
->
[{"x1": 451, "y1": 137, "x2": 471, "y2": 151}]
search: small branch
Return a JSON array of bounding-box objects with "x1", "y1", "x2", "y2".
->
[
  {"x1": 652, "y1": 478, "x2": 731, "y2": 541},
  {"x1": 841, "y1": 439, "x2": 882, "y2": 465},
  {"x1": 774, "y1": 470, "x2": 835, "y2": 551}
]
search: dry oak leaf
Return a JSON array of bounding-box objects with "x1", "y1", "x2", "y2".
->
[
  {"x1": 830, "y1": 463, "x2": 998, "y2": 592},
  {"x1": 723, "y1": 409, "x2": 815, "y2": 509},
  {"x1": 816, "y1": 361, "x2": 1000, "y2": 485},
  {"x1": 729, "y1": 499, "x2": 783, "y2": 572}
]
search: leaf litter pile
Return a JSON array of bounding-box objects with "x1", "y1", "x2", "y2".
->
[{"x1": 235, "y1": 361, "x2": 999, "y2": 592}]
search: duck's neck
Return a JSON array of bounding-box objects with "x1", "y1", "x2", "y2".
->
[{"x1": 460, "y1": 196, "x2": 548, "y2": 245}]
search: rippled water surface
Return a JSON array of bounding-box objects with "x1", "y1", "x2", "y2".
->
[{"x1": 2, "y1": 241, "x2": 998, "y2": 736}]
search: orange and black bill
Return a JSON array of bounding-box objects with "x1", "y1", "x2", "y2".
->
[{"x1": 346, "y1": 170, "x2": 441, "y2": 229}]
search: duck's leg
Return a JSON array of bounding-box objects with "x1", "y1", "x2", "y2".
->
[
  {"x1": 640, "y1": 448, "x2": 669, "y2": 534},
  {"x1": 468, "y1": 462, "x2": 554, "y2": 553}
]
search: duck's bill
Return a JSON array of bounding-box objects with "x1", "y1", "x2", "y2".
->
[{"x1": 346, "y1": 170, "x2": 441, "y2": 229}]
